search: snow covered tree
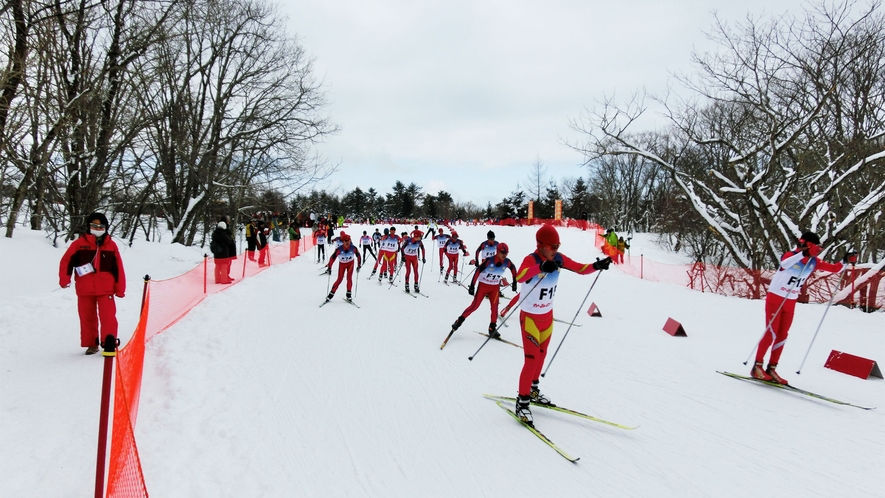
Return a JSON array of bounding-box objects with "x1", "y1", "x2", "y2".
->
[{"x1": 572, "y1": 1, "x2": 885, "y2": 268}]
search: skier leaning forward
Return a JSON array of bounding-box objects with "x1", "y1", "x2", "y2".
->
[
  {"x1": 400, "y1": 231, "x2": 426, "y2": 293},
  {"x1": 443, "y1": 231, "x2": 469, "y2": 283},
  {"x1": 450, "y1": 242, "x2": 517, "y2": 339},
  {"x1": 324, "y1": 233, "x2": 362, "y2": 302},
  {"x1": 513, "y1": 224, "x2": 611, "y2": 426}
]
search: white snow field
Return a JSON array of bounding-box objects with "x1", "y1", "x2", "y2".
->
[{"x1": 1, "y1": 224, "x2": 882, "y2": 497}]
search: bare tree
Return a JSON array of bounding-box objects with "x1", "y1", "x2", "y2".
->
[{"x1": 571, "y1": 1, "x2": 884, "y2": 268}]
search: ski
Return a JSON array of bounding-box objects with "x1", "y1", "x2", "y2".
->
[
  {"x1": 716, "y1": 371, "x2": 875, "y2": 410},
  {"x1": 485, "y1": 394, "x2": 639, "y2": 430},
  {"x1": 440, "y1": 328, "x2": 457, "y2": 350},
  {"x1": 474, "y1": 332, "x2": 523, "y2": 349},
  {"x1": 319, "y1": 299, "x2": 330, "y2": 308},
  {"x1": 402, "y1": 290, "x2": 419, "y2": 298},
  {"x1": 554, "y1": 318, "x2": 582, "y2": 327},
  {"x1": 344, "y1": 299, "x2": 361, "y2": 309},
  {"x1": 415, "y1": 291, "x2": 430, "y2": 298},
  {"x1": 494, "y1": 401, "x2": 579, "y2": 463}
]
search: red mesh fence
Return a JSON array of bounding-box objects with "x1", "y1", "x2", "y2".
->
[
  {"x1": 105, "y1": 237, "x2": 314, "y2": 496},
  {"x1": 107, "y1": 287, "x2": 149, "y2": 498}
]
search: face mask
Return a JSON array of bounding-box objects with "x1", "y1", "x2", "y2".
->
[{"x1": 91, "y1": 229, "x2": 106, "y2": 237}]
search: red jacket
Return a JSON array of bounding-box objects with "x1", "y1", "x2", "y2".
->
[{"x1": 59, "y1": 234, "x2": 126, "y2": 297}]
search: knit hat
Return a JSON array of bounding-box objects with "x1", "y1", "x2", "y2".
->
[
  {"x1": 497, "y1": 242, "x2": 509, "y2": 254},
  {"x1": 487, "y1": 230, "x2": 495, "y2": 240},
  {"x1": 799, "y1": 232, "x2": 821, "y2": 245},
  {"x1": 218, "y1": 221, "x2": 227, "y2": 230},
  {"x1": 536, "y1": 224, "x2": 560, "y2": 246},
  {"x1": 87, "y1": 212, "x2": 109, "y2": 227},
  {"x1": 341, "y1": 233, "x2": 351, "y2": 242},
  {"x1": 451, "y1": 231, "x2": 459, "y2": 238}
]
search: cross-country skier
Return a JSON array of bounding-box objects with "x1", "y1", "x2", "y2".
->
[
  {"x1": 400, "y1": 231, "x2": 426, "y2": 293},
  {"x1": 324, "y1": 233, "x2": 362, "y2": 302},
  {"x1": 473, "y1": 230, "x2": 499, "y2": 267},
  {"x1": 443, "y1": 231, "x2": 469, "y2": 283},
  {"x1": 433, "y1": 228, "x2": 450, "y2": 274},
  {"x1": 450, "y1": 243, "x2": 517, "y2": 339},
  {"x1": 377, "y1": 228, "x2": 401, "y2": 283},
  {"x1": 359, "y1": 231, "x2": 377, "y2": 261},
  {"x1": 371, "y1": 228, "x2": 390, "y2": 278},
  {"x1": 752, "y1": 232, "x2": 856, "y2": 384},
  {"x1": 372, "y1": 228, "x2": 382, "y2": 250},
  {"x1": 512, "y1": 224, "x2": 611, "y2": 426},
  {"x1": 314, "y1": 227, "x2": 327, "y2": 263}
]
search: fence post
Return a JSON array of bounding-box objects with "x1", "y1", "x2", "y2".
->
[
  {"x1": 203, "y1": 254, "x2": 208, "y2": 294},
  {"x1": 94, "y1": 333, "x2": 118, "y2": 498},
  {"x1": 641, "y1": 254, "x2": 644, "y2": 280}
]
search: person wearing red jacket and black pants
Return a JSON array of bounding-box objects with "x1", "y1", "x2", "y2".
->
[{"x1": 59, "y1": 212, "x2": 126, "y2": 355}]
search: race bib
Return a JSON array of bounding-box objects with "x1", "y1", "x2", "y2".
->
[{"x1": 75, "y1": 262, "x2": 95, "y2": 277}]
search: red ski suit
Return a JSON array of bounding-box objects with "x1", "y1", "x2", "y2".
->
[
  {"x1": 327, "y1": 243, "x2": 362, "y2": 293},
  {"x1": 755, "y1": 250, "x2": 843, "y2": 365},
  {"x1": 444, "y1": 238, "x2": 469, "y2": 280},
  {"x1": 400, "y1": 238, "x2": 426, "y2": 284},
  {"x1": 59, "y1": 233, "x2": 126, "y2": 347},
  {"x1": 515, "y1": 251, "x2": 596, "y2": 396},
  {"x1": 460, "y1": 255, "x2": 517, "y2": 324}
]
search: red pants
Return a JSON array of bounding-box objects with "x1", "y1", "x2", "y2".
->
[
  {"x1": 258, "y1": 246, "x2": 269, "y2": 266},
  {"x1": 445, "y1": 253, "x2": 460, "y2": 277},
  {"x1": 756, "y1": 294, "x2": 797, "y2": 364},
  {"x1": 460, "y1": 282, "x2": 500, "y2": 323},
  {"x1": 78, "y1": 294, "x2": 118, "y2": 347},
  {"x1": 438, "y1": 248, "x2": 445, "y2": 269},
  {"x1": 290, "y1": 240, "x2": 300, "y2": 258},
  {"x1": 214, "y1": 258, "x2": 233, "y2": 284},
  {"x1": 331, "y1": 261, "x2": 356, "y2": 292},
  {"x1": 518, "y1": 311, "x2": 554, "y2": 396},
  {"x1": 404, "y1": 256, "x2": 420, "y2": 283}
]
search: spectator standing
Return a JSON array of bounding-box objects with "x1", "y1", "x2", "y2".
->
[{"x1": 58, "y1": 212, "x2": 126, "y2": 355}]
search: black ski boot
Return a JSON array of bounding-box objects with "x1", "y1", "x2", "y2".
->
[
  {"x1": 345, "y1": 291, "x2": 353, "y2": 302},
  {"x1": 530, "y1": 381, "x2": 555, "y2": 406},
  {"x1": 405, "y1": 283, "x2": 411, "y2": 293},
  {"x1": 488, "y1": 322, "x2": 501, "y2": 340},
  {"x1": 325, "y1": 291, "x2": 334, "y2": 302},
  {"x1": 414, "y1": 284, "x2": 420, "y2": 293},
  {"x1": 451, "y1": 316, "x2": 465, "y2": 331}
]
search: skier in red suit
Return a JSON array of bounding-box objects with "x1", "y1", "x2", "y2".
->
[{"x1": 512, "y1": 224, "x2": 610, "y2": 426}]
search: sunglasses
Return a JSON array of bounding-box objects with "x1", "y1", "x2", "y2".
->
[
  {"x1": 89, "y1": 223, "x2": 106, "y2": 229},
  {"x1": 546, "y1": 244, "x2": 561, "y2": 251}
]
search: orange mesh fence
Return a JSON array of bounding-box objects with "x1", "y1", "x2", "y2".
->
[
  {"x1": 105, "y1": 239, "x2": 315, "y2": 496},
  {"x1": 107, "y1": 287, "x2": 150, "y2": 498}
]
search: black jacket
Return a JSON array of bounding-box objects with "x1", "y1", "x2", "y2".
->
[{"x1": 212, "y1": 227, "x2": 236, "y2": 258}]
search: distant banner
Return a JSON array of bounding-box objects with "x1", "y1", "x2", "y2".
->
[
  {"x1": 554, "y1": 199, "x2": 562, "y2": 220},
  {"x1": 528, "y1": 201, "x2": 534, "y2": 220}
]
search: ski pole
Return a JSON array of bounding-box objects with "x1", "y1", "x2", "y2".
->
[
  {"x1": 418, "y1": 254, "x2": 426, "y2": 289},
  {"x1": 325, "y1": 264, "x2": 332, "y2": 294},
  {"x1": 743, "y1": 258, "x2": 813, "y2": 365},
  {"x1": 541, "y1": 270, "x2": 602, "y2": 378},
  {"x1": 468, "y1": 274, "x2": 548, "y2": 360},
  {"x1": 387, "y1": 261, "x2": 405, "y2": 290},
  {"x1": 796, "y1": 270, "x2": 848, "y2": 374},
  {"x1": 354, "y1": 263, "x2": 361, "y2": 299}
]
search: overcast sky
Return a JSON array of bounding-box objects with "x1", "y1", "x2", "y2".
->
[{"x1": 280, "y1": 0, "x2": 807, "y2": 207}]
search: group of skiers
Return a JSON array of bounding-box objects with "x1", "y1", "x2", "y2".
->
[{"x1": 58, "y1": 212, "x2": 859, "y2": 429}]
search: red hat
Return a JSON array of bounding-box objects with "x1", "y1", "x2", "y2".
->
[
  {"x1": 451, "y1": 231, "x2": 459, "y2": 238},
  {"x1": 536, "y1": 224, "x2": 560, "y2": 246},
  {"x1": 341, "y1": 233, "x2": 351, "y2": 242},
  {"x1": 497, "y1": 242, "x2": 509, "y2": 254}
]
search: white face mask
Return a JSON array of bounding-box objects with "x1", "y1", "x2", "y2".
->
[{"x1": 91, "y1": 229, "x2": 106, "y2": 237}]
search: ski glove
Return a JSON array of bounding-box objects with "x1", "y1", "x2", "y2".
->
[
  {"x1": 357, "y1": 265, "x2": 362, "y2": 272},
  {"x1": 468, "y1": 284, "x2": 475, "y2": 296},
  {"x1": 511, "y1": 281, "x2": 517, "y2": 292},
  {"x1": 422, "y1": 257, "x2": 426, "y2": 263},
  {"x1": 324, "y1": 268, "x2": 332, "y2": 275},
  {"x1": 842, "y1": 251, "x2": 858, "y2": 264},
  {"x1": 540, "y1": 260, "x2": 559, "y2": 273},
  {"x1": 592, "y1": 257, "x2": 613, "y2": 271},
  {"x1": 805, "y1": 243, "x2": 822, "y2": 258}
]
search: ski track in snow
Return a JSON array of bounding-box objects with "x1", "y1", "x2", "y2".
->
[{"x1": 1, "y1": 225, "x2": 883, "y2": 497}]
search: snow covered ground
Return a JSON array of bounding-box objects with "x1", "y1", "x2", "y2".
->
[{"x1": 1, "y1": 224, "x2": 883, "y2": 497}]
